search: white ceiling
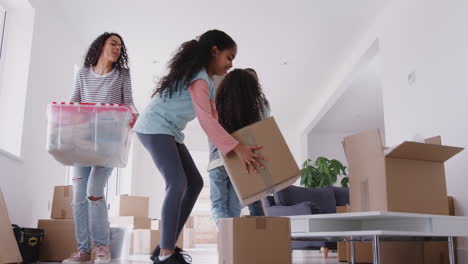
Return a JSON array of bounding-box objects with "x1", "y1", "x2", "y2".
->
[{"x1": 31, "y1": 0, "x2": 389, "y2": 152}]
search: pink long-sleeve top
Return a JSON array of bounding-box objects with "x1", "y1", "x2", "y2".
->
[{"x1": 188, "y1": 79, "x2": 239, "y2": 156}]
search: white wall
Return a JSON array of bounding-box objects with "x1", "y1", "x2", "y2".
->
[
  {"x1": 308, "y1": 133, "x2": 349, "y2": 166},
  {"x1": 378, "y1": 1, "x2": 468, "y2": 257},
  {"x1": 309, "y1": 0, "x2": 468, "y2": 259},
  {"x1": 0, "y1": 1, "x2": 83, "y2": 227}
]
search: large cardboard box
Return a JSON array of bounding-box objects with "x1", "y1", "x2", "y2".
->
[
  {"x1": 51, "y1": 185, "x2": 73, "y2": 219},
  {"x1": 343, "y1": 129, "x2": 463, "y2": 215},
  {"x1": 340, "y1": 241, "x2": 449, "y2": 264},
  {"x1": 151, "y1": 217, "x2": 192, "y2": 231},
  {"x1": 38, "y1": 219, "x2": 76, "y2": 262},
  {"x1": 338, "y1": 196, "x2": 455, "y2": 263},
  {"x1": 0, "y1": 190, "x2": 22, "y2": 264},
  {"x1": 109, "y1": 216, "x2": 151, "y2": 229},
  {"x1": 344, "y1": 241, "x2": 424, "y2": 264},
  {"x1": 424, "y1": 241, "x2": 450, "y2": 264},
  {"x1": 222, "y1": 117, "x2": 300, "y2": 206},
  {"x1": 131, "y1": 229, "x2": 183, "y2": 255},
  {"x1": 336, "y1": 206, "x2": 348, "y2": 213},
  {"x1": 194, "y1": 214, "x2": 217, "y2": 244},
  {"x1": 338, "y1": 242, "x2": 347, "y2": 262},
  {"x1": 183, "y1": 228, "x2": 196, "y2": 248},
  {"x1": 110, "y1": 195, "x2": 149, "y2": 217},
  {"x1": 185, "y1": 215, "x2": 195, "y2": 228},
  {"x1": 131, "y1": 230, "x2": 160, "y2": 255},
  {"x1": 218, "y1": 217, "x2": 292, "y2": 264}
]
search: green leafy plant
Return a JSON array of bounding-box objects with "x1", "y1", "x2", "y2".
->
[{"x1": 300, "y1": 157, "x2": 349, "y2": 188}]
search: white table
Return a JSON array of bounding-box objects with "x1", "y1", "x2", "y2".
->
[{"x1": 289, "y1": 211, "x2": 468, "y2": 264}]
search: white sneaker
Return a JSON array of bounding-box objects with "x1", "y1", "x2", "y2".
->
[
  {"x1": 93, "y1": 246, "x2": 111, "y2": 264},
  {"x1": 62, "y1": 251, "x2": 91, "y2": 264}
]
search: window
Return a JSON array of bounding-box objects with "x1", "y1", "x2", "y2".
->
[
  {"x1": 0, "y1": 6, "x2": 5, "y2": 61},
  {"x1": 0, "y1": 3, "x2": 34, "y2": 158}
]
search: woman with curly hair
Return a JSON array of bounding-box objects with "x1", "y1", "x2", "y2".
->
[
  {"x1": 208, "y1": 68, "x2": 270, "y2": 227},
  {"x1": 63, "y1": 32, "x2": 138, "y2": 264},
  {"x1": 134, "y1": 30, "x2": 265, "y2": 264}
]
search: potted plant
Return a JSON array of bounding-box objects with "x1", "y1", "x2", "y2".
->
[{"x1": 300, "y1": 157, "x2": 348, "y2": 188}]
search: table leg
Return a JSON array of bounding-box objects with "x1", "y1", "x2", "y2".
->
[
  {"x1": 449, "y1": 236, "x2": 456, "y2": 264},
  {"x1": 350, "y1": 240, "x2": 356, "y2": 264},
  {"x1": 373, "y1": 235, "x2": 380, "y2": 264}
]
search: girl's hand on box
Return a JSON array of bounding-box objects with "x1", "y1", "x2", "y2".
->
[{"x1": 233, "y1": 144, "x2": 266, "y2": 173}]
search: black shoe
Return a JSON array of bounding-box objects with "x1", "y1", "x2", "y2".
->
[
  {"x1": 150, "y1": 246, "x2": 183, "y2": 261},
  {"x1": 152, "y1": 249, "x2": 192, "y2": 264}
]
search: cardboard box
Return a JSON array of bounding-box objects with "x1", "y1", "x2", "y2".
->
[
  {"x1": 0, "y1": 190, "x2": 22, "y2": 264},
  {"x1": 151, "y1": 216, "x2": 192, "y2": 230},
  {"x1": 338, "y1": 196, "x2": 456, "y2": 263},
  {"x1": 448, "y1": 196, "x2": 455, "y2": 216},
  {"x1": 110, "y1": 195, "x2": 149, "y2": 217},
  {"x1": 218, "y1": 217, "x2": 292, "y2": 264},
  {"x1": 343, "y1": 129, "x2": 463, "y2": 215},
  {"x1": 341, "y1": 241, "x2": 423, "y2": 264},
  {"x1": 194, "y1": 214, "x2": 217, "y2": 244},
  {"x1": 183, "y1": 228, "x2": 196, "y2": 248},
  {"x1": 185, "y1": 215, "x2": 195, "y2": 228},
  {"x1": 51, "y1": 185, "x2": 73, "y2": 219},
  {"x1": 338, "y1": 242, "x2": 347, "y2": 262},
  {"x1": 38, "y1": 219, "x2": 76, "y2": 262},
  {"x1": 340, "y1": 241, "x2": 449, "y2": 264},
  {"x1": 131, "y1": 229, "x2": 160, "y2": 255},
  {"x1": 336, "y1": 206, "x2": 348, "y2": 213},
  {"x1": 424, "y1": 241, "x2": 450, "y2": 264},
  {"x1": 109, "y1": 216, "x2": 151, "y2": 229},
  {"x1": 131, "y1": 229, "x2": 183, "y2": 255},
  {"x1": 222, "y1": 117, "x2": 300, "y2": 206}
]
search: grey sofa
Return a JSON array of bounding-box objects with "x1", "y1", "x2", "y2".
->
[{"x1": 263, "y1": 185, "x2": 349, "y2": 250}]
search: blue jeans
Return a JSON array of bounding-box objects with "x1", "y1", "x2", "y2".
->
[
  {"x1": 72, "y1": 166, "x2": 113, "y2": 252},
  {"x1": 209, "y1": 166, "x2": 242, "y2": 228},
  {"x1": 248, "y1": 200, "x2": 265, "y2": 216}
]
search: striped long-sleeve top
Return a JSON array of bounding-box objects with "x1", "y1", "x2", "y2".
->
[{"x1": 70, "y1": 66, "x2": 138, "y2": 113}]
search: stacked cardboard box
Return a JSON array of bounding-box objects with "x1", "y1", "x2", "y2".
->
[
  {"x1": 338, "y1": 129, "x2": 463, "y2": 263},
  {"x1": 0, "y1": 190, "x2": 23, "y2": 263},
  {"x1": 218, "y1": 216, "x2": 292, "y2": 264},
  {"x1": 38, "y1": 185, "x2": 77, "y2": 262},
  {"x1": 131, "y1": 222, "x2": 187, "y2": 255},
  {"x1": 182, "y1": 216, "x2": 196, "y2": 248},
  {"x1": 193, "y1": 214, "x2": 217, "y2": 244}
]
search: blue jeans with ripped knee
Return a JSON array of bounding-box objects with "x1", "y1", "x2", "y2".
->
[{"x1": 72, "y1": 166, "x2": 113, "y2": 253}]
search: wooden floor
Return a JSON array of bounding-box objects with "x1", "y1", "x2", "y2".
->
[{"x1": 40, "y1": 248, "x2": 340, "y2": 264}]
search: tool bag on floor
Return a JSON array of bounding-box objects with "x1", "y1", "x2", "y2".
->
[{"x1": 12, "y1": 224, "x2": 44, "y2": 263}]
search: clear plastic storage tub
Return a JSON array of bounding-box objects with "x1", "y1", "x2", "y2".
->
[{"x1": 46, "y1": 102, "x2": 133, "y2": 168}]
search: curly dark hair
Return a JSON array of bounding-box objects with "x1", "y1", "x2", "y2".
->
[
  {"x1": 216, "y1": 69, "x2": 270, "y2": 133},
  {"x1": 152, "y1": 29, "x2": 236, "y2": 98},
  {"x1": 83, "y1": 32, "x2": 129, "y2": 70}
]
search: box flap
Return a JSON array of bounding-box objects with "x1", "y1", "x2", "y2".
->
[
  {"x1": 342, "y1": 129, "x2": 387, "y2": 212},
  {"x1": 425, "y1": 136, "x2": 442, "y2": 145},
  {"x1": 384, "y1": 141, "x2": 463, "y2": 162}
]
